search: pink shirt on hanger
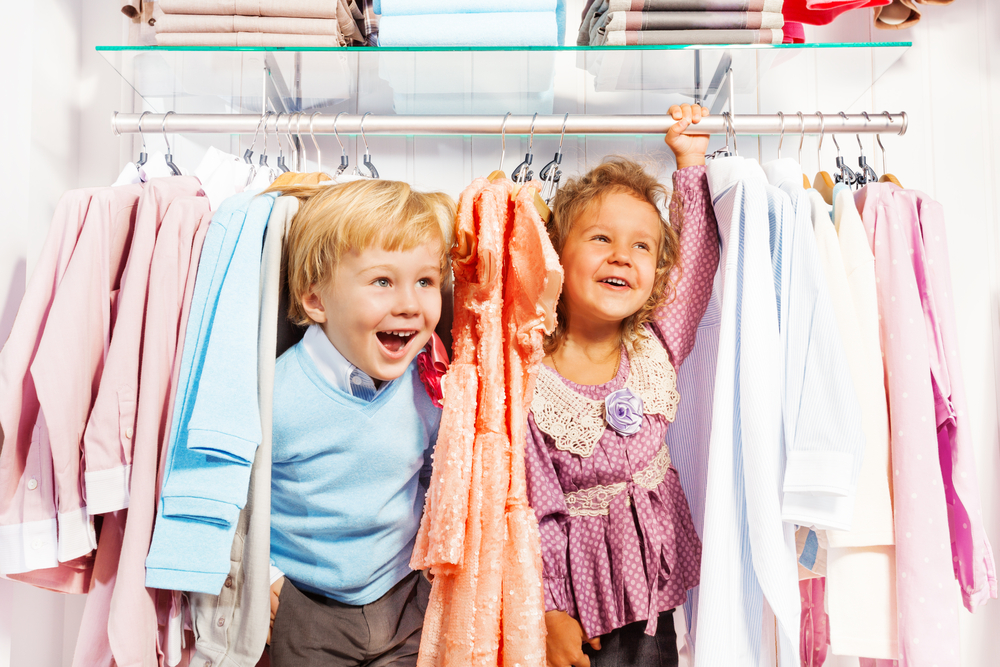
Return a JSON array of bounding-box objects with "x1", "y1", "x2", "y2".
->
[
  {"x1": 907, "y1": 190, "x2": 996, "y2": 610},
  {"x1": 0, "y1": 185, "x2": 133, "y2": 592},
  {"x1": 856, "y1": 183, "x2": 959, "y2": 667},
  {"x1": 71, "y1": 195, "x2": 212, "y2": 667},
  {"x1": 0, "y1": 182, "x2": 94, "y2": 588},
  {"x1": 82, "y1": 177, "x2": 205, "y2": 518}
]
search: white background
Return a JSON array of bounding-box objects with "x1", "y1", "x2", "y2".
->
[{"x1": 0, "y1": 0, "x2": 997, "y2": 665}]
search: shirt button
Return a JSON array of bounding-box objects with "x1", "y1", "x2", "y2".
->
[
  {"x1": 125, "y1": 427, "x2": 134, "y2": 439},
  {"x1": 224, "y1": 576, "x2": 233, "y2": 588},
  {"x1": 217, "y1": 618, "x2": 225, "y2": 627},
  {"x1": 204, "y1": 662, "x2": 212, "y2": 667},
  {"x1": 26, "y1": 478, "x2": 38, "y2": 491}
]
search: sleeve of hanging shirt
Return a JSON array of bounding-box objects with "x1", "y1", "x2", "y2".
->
[
  {"x1": 778, "y1": 186, "x2": 865, "y2": 531},
  {"x1": 650, "y1": 165, "x2": 720, "y2": 369}
]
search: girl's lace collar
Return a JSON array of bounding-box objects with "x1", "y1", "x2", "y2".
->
[{"x1": 530, "y1": 336, "x2": 680, "y2": 458}]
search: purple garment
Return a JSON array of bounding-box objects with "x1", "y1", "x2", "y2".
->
[{"x1": 524, "y1": 166, "x2": 719, "y2": 640}]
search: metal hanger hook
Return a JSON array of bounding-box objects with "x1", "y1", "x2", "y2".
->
[
  {"x1": 797, "y1": 111, "x2": 805, "y2": 164},
  {"x1": 857, "y1": 111, "x2": 869, "y2": 157},
  {"x1": 333, "y1": 112, "x2": 349, "y2": 175},
  {"x1": 260, "y1": 111, "x2": 273, "y2": 166},
  {"x1": 333, "y1": 112, "x2": 348, "y2": 156},
  {"x1": 136, "y1": 110, "x2": 151, "y2": 163},
  {"x1": 776, "y1": 111, "x2": 785, "y2": 159},
  {"x1": 527, "y1": 113, "x2": 538, "y2": 153},
  {"x1": 558, "y1": 112, "x2": 569, "y2": 151},
  {"x1": 161, "y1": 111, "x2": 175, "y2": 155},
  {"x1": 815, "y1": 112, "x2": 825, "y2": 169},
  {"x1": 273, "y1": 112, "x2": 284, "y2": 159},
  {"x1": 309, "y1": 112, "x2": 322, "y2": 175},
  {"x1": 878, "y1": 111, "x2": 895, "y2": 174},
  {"x1": 499, "y1": 112, "x2": 511, "y2": 172},
  {"x1": 359, "y1": 112, "x2": 373, "y2": 155}
]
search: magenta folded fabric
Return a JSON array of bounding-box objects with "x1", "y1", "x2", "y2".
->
[
  {"x1": 155, "y1": 32, "x2": 345, "y2": 46},
  {"x1": 608, "y1": 0, "x2": 783, "y2": 11},
  {"x1": 606, "y1": 10, "x2": 783, "y2": 30},
  {"x1": 604, "y1": 27, "x2": 782, "y2": 44},
  {"x1": 158, "y1": 0, "x2": 337, "y2": 19}
]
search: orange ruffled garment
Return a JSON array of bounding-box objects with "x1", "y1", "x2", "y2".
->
[{"x1": 411, "y1": 180, "x2": 562, "y2": 667}]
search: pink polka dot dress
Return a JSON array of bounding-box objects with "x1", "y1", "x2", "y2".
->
[{"x1": 524, "y1": 166, "x2": 720, "y2": 639}]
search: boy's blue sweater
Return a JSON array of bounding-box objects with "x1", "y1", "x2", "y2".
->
[{"x1": 269, "y1": 341, "x2": 441, "y2": 605}]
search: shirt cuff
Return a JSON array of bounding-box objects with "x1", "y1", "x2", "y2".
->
[
  {"x1": 269, "y1": 563, "x2": 284, "y2": 586},
  {"x1": 543, "y1": 575, "x2": 572, "y2": 613}
]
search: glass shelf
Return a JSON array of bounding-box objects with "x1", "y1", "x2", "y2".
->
[{"x1": 96, "y1": 43, "x2": 910, "y2": 118}]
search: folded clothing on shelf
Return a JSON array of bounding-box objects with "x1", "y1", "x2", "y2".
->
[
  {"x1": 606, "y1": 10, "x2": 784, "y2": 30},
  {"x1": 156, "y1": 32, "x2": 346, "y2": 46},
  {"x1": 378, "y1": 12, "x2": 558, "y2": 47},
  {"x1": 158, "y1": 0, "x2": 339, "y2": 19},
  {"x1": 376, "y1": 0, "x2": 556, "y2": 13},
  {"x1": 580, "y1": 0, "x2": 784, "y2": 44},
  {"x1": 603, "y1": 27, "x2": 783, "y2": 44},
  {"x1": 152, "y1": 11, "x2": 341, "y2": 35}
]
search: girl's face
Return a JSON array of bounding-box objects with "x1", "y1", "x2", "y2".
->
[{"x1": 559, "y1": 191, "x2": 661, "y2": 332}]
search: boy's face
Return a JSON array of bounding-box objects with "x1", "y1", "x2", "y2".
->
[{"x1": 302, "y1": 242, "x2": 443, "y2": 382}]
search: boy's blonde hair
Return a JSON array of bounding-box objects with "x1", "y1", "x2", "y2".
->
[
  {"x1": 545, "y1": 157, "x2": 682, "y2": 353},
  {"x1": 272, "y1": 179, "x2": 456, "y2": 326}
]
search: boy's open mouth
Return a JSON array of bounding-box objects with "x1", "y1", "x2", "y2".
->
[{"x1": 376, "y1": 330, "x2": 417, "y2": 354}]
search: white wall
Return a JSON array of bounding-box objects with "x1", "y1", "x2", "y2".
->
[{"x1": 0, "y1": 1, "x2": 997, "y2": 665}]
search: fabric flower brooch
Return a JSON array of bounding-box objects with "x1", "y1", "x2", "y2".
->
[{"x1": 604, "y1": 388, "x2": 644, "y2": 437}]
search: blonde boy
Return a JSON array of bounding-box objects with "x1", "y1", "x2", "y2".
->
[{"x1": 267, "y1": 179, "x2": 455, "y2": 667}]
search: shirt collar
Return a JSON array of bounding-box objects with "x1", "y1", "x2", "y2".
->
[{"x1": 301, "y1": 324, "x2": 380, "y2": 397}]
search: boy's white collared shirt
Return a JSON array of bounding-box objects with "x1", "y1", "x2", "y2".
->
[{"x1": 301, "y1": 324, "x2": 382, "y2": 400}]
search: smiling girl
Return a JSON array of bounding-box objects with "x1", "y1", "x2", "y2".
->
[{"x1": 525, "y1": 104, "x2": 717, "y2": 667}]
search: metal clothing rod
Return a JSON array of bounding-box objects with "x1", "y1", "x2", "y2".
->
[{"x1": 111, "y1": 112, "x2": 908, "y2": 137}]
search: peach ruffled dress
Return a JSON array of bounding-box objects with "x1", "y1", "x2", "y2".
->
[{"x1": 411, "y1": 179, "x2": 562, "y2": 667}]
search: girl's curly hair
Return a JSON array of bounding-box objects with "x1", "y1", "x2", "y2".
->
[{"x1": 544, "y1": 157, "x2": 682, "y2": 354}]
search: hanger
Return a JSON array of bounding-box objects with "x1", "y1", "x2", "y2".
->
[
  {"x1": 813, "y1": 112, "x2": 835, "y2": 204},
  {"x1": 511, "y1": 113, "x2": 538, "y2": 184},
  {"x1": 877, "y1": 111, "x2": 903, "y2": 187},
  {"x1": 833, "y1": 112, "x2": 859, "y2": 189},
  {"x1": 487, "y1": 113, "x2": 511, "y2": 182},
  {"x1": 354, "y1": 112, "x2": 379, "y2": 179},
  {"x1": 333, "y1": 112, "x2": 350, "y2": 176},
  {"x1": 797, "y1": 111, "x2": 810, "y2": 188},
  {"x1": 540, "y1": 113, "x2": 569, "y2": 204},
  {"x1": 161, "y1": 111, "x2": 182, "y2": 176},
  {"x1": 707, "y1": 112, "x2": 735, "y2": 160},
  {"x1": 776, "y1": 111, "x2": 785, "y2": 160},
  {"x1": 273, "y1": 113, "x2": 291, "y2": 173},
  {"x1": 855, "y1": 113, "x2": 878, "y2": 187},
  {"x1": 258, "y1": 111, "x2": 272, "y2": 169},
  {"x1": 309, "y1": 111, "x2": 324, "y2": 176},
  {"x1": 136, "y1": 111, "x2": 151, "y2": 167}
]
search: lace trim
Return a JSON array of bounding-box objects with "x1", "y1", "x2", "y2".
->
[
  {"x1": 530, "y1": 336, "x2": 680, "y2": 458},
  {"x1": 565, "y1": 482, "x2": 627, "y2": 517},
  {"x1": 563, "y1": 442, "x2": 673, "y2": 517}
]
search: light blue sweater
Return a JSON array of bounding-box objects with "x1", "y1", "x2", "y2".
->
[
  {"x1": 146, "y1": 191, "x2": 276, "y2": 593},
  {"x1": 270, "y1": 341, "x2": 441, "y2": 605}
]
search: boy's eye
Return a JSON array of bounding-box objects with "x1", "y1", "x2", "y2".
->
[
  {"x1": 418, "y1": 277, "x2": 436, "y2": 288},
  {"x1": 635, "y1": 242, "x2": 650, "y2": 251},
  {"x1": 592, "y1": 235, "x2": 610, "y2": 243},
  {"x1": 374, "y1": 278, "x2": 391, "y2": 287}
]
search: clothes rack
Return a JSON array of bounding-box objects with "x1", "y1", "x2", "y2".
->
[{"x1": 110, "y1": 112, "x2": 908, "y2": 137}]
